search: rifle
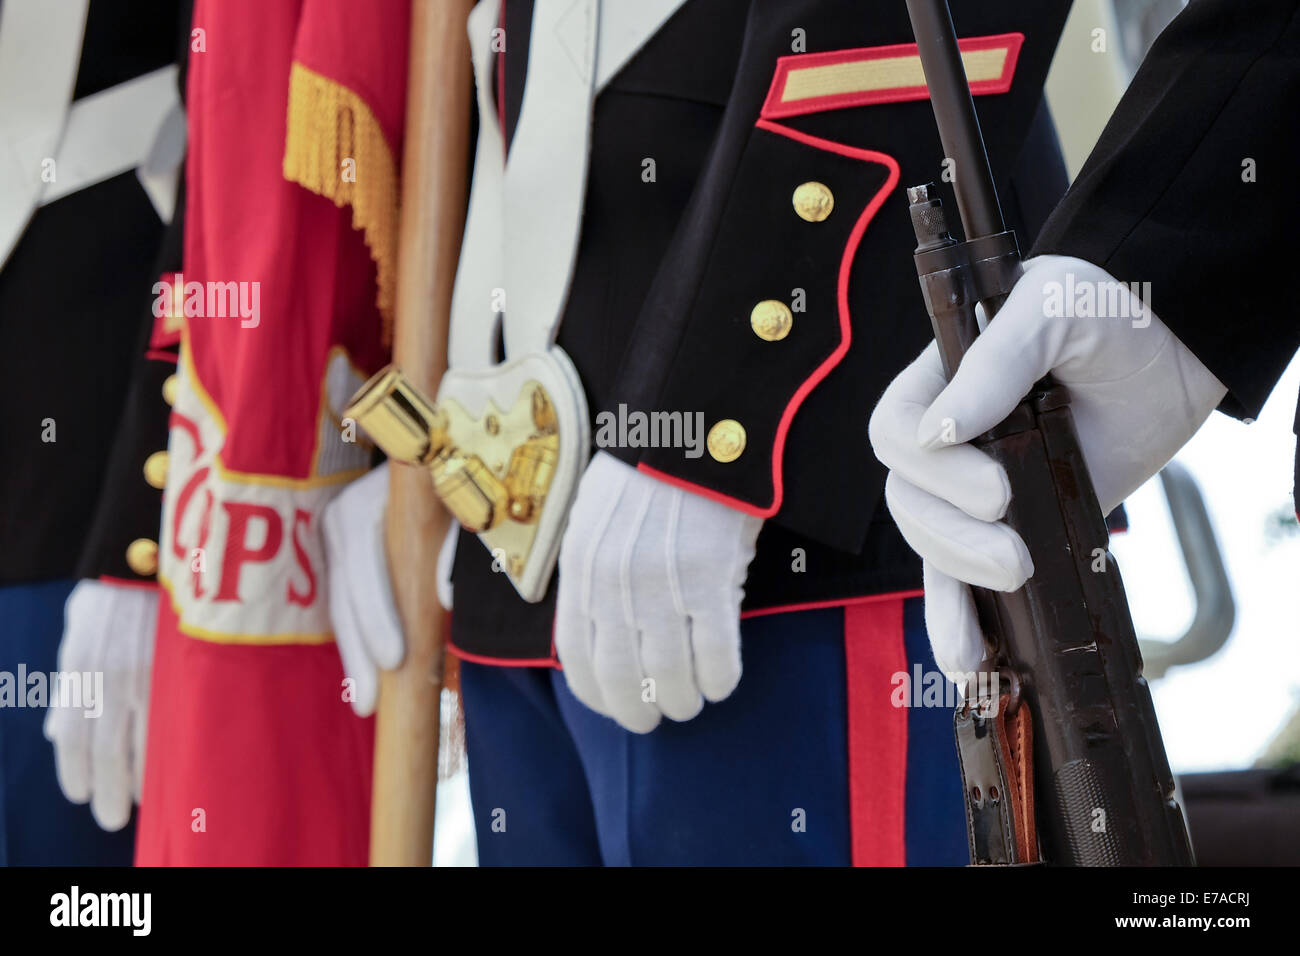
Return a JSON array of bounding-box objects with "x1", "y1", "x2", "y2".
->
[{"x1": 902, "y1": 0, "x2": 1194, "y2": 865}]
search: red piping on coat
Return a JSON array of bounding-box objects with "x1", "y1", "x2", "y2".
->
[
  {"x1": 741, "y1": 588, "x2": 923, "y2": 620},
  {"x1": 149, "y1": 272, "x2": 184, "y2": 350},
  {"x1": 638, "y1": 120, "x2": 899, "y2": 518},
  {"x1": 454, "y1": 591, "x2": 926, "y2": 669},
  {"x1": 446, "y1": 636, "x2": 560, "y2": 669},
  {"x1": 98, "y1": 575, "x2": 161, "y2": 591}
]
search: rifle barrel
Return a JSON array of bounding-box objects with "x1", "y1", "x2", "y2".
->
[{"x1": 905, "y1": 0, "x2": 1005, "y2": 240}]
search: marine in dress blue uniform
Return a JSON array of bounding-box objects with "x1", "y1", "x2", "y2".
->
[{"x1": 446, "y1": 0, "x2": 1075, "y2": 865}]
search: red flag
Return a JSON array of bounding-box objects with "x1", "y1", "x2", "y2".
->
[{"x1": 138, "y1": 0, "x2": 410, "y2": 866}]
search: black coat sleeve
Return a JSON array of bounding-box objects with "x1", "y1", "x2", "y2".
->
[{"x1": 1032, "y1": 0, "x2": 1300, "y2": 421}]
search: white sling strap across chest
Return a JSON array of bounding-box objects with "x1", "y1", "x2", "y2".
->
[
  {"x1": 0, "y1": 0, "x2": 184, "y2": 270},
  {"x1": 0, "y1": 0, "x2": 90, "y2": 268},
  {"x1": 41, "y1": 65, "x2": 182, "y2": 218},
  {"x1": 449, "y1": 0, "x2": 689, "y2": 369}
]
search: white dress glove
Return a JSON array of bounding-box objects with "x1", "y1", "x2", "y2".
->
[
  {"x1": 869, "y1": 255, "x2": 1227, "y2": 680},
  {"x1": 322, "y1": 463, "x2": 405, "y2": 717},
  {"x1": 44, "y1": 579, "x2": 158, "y2": 832},
  {"x1": 555, "y1": 451, "x2": 763, "y2": 733}
]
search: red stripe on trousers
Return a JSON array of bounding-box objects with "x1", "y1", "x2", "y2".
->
[{"x1": 844, "y1": 598, "x2": 909, "y2": 866}]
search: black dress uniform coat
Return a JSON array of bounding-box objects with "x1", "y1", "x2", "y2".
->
[
  {"x1": 1033, "y1": 0, "x2": 1300, "y2": 515},
  {"x1": 0, "y1": 0, "x2": 187, "y2": 587},
  {"x1": 452, "y1": 0, "x2": 1075, "y2": 660}
]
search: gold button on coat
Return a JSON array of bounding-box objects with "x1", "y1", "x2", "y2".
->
[
  {"x1": 707, "y1": 420, "x2": 747, "y2": 463},
  {"x1": 143, "y1": 450, "x2": 169, "y2": 489},
  {"x1": 790, "y1": 180, "x2": 832, "y2": 222},
  {"x1": 750, "y1": 300, "x2": 793, "y2": 341},
  {"x1": 793, "y1": 181, "x2": 834, "y2": 222},
  {"x1": 126, "y1": 538, "x2": 159, "y2": 576},
  {"x1": 161, "y1": 373, "x2": 179, "y2": 406}
]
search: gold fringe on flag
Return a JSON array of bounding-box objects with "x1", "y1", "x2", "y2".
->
[{"x1": 283, "y1": 62, "x2": 399, "y2": 343}]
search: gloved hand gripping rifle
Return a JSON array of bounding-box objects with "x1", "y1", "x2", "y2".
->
[{"x1": 902, "y1": 0, "x2": 1194, "y2": 866}]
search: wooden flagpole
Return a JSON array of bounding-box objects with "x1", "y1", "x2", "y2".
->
[{"x1": 370, "y1": 0, "x2": 475, "y2": 867}]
